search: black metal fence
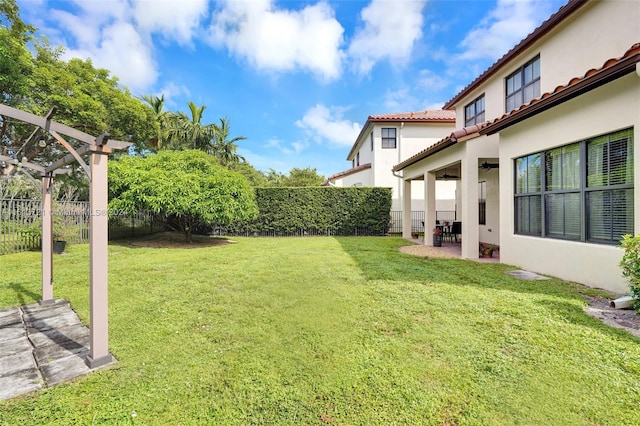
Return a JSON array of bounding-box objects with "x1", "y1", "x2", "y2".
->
[
  {"x1": 389, "y1": 210, "x2": 456, "y2": 234},
  {"x1": 0, "y1": 198, "x2": 158, "y2": 255},
  {"x1": 1, "y1": 199, "x2": 460, "y2": 255}
]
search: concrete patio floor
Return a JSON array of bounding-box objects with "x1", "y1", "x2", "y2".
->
[
  {"x1": 408, "y1": 237, "x2": 500, "y2": 263},
  {"x1": 0, "y1": 299, "x2": 116, "y2": 401}
]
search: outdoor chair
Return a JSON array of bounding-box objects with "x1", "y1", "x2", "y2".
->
[{"x1": 449, "y1": 221, "x2": 462, "y2": 242}]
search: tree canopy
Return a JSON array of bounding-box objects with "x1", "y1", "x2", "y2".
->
[
  {"x1": 108, "y1": 150, "x2": 258, "y2": 242},
  {"x1": 262, "y1": 167, "x2": 326, "y2": 187}
]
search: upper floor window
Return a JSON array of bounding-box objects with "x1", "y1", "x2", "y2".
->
[
  {"x1": 356, "y1": 152, "x2": 360, "y2": 167},
  {"x1": 514, "y1": 128, "x2": 634, "y2": 244},
  {"x1": 506, "y1": 56, "x2": 540, "y2": 112},
  {"x1": 381, "y1": 128, "x2": 397, "y2": 149},
  {"x1": 465, "y1": 95, "x2": 485, "y2": 127},
  {"x1": 370, "y1": 132, "x2": 374, "y2": 151}
]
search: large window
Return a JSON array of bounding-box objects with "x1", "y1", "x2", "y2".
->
[
  {"x1": 465, "y1": 95, "x2": 485, "y2": 127},
  {"x1": 506, "y1": 56, "x2": 540, "y2": 112},
  {"x1": 381, "y1": 128, "x2": 396, "y2": 149},
  {"x1": 514, "y1": 128, "x2": 633, "y2": 244}
]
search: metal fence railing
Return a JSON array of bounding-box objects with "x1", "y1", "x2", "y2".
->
[
  {"x1": 389, "y1": 210, "x2": 456, "y2": 234},
  {"x1": 0, "y1": 198, "x2": 158, "y2": 255}
]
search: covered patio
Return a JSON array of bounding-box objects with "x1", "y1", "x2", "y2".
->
[{"x1": 393, "y1": 124, "x2": 500, "y2": 260}]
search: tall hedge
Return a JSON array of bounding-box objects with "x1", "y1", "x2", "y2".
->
[{"x1": 226, "y1": 187, "x2": 392, "y2": 236}]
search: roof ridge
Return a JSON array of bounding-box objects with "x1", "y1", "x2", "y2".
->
[{"x1": 443, "y1": 0, "x2": 588, "y2": 109}]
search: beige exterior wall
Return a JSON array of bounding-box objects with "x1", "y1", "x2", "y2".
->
[
  {"x1": 345, "y1": 121, "x2": 455, "y2": 210},
  {"x1": 332, "y1": 168, "x2": 373, "y2": 188},
  {"x1": 454, "y1": 0, "x2": 640, "y2": 127},
  {"x1": 498, "y1": 73, "x2": 640, "y2": 294}
]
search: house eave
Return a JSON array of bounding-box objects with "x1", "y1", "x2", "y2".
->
[
  {"x1": 443, "y1": 0, "x2": 588, "y2": 110},
  {"x1": 481, "y1": 46, "x2": 640, "y2": 136}
]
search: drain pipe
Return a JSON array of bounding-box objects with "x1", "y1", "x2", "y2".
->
[{"x1": 610, "y1": 295, "x2": 635, "y2": 309}]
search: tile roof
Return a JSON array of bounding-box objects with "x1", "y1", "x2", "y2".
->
[
  {"x1": 392, "y1": 122, "x2": 490, "y2": 172},
  {"x1": 323, "y1": 163, "x2": 372, "y2": 185},
  {"x1": 443, "y1": 0, "x2": 588, "y2": 109},
  {"x1": 393, "y1": 42, "x2": 640, "y2": 173},
  {"x1": 368, "y1": 109, "x2": 456, "y2": 122},
  {"x1": 481, "y1": 43, "x2": 640, "y2": 135},
  {"x1": 347, "y1": 109, "x2": 455, "y2": 160}
]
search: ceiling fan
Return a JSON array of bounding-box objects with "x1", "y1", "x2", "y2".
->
[
  {"x1": 480, "y1": 161, "x2": 499, "y2": 169},
  {"x1": 437, "y1": 168, "x2": 459, "y2": 180}
]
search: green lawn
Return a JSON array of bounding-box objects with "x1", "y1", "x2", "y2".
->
[{"x1": 1, "y1": 236, "x2": 638, "y2": 425}]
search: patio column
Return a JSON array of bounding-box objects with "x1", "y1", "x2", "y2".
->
[
  {"x1": 402, "y1": 178, "x2": 412, "y2": 239},
  {"x1": 41, "y1": 173, "x2": 54, "y2": 304},
  {"x1": 86, "y1": 147, "x2": 114, "y2": 368},
  {"x1": 424, "y1": 172, "x2": 436, "y2": 246},
  {"x1": 461, "y1": 157, "x2": 480, "y2": 259}
]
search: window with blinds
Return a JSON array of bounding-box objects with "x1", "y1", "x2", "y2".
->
[
  {"x1": 514, "y1": 153, "x2": 542, "y2": 236},
  {"x1": 514, "y1": 128, "x2": 633, "y2": 244}
]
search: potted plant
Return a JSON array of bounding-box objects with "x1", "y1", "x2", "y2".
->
[
  {"x1": 433, "y1": 227, "x2": 442, "y2": 247},
  {"x1": 479, "y1": 242, "x2": 498, "y2": 258},
  {"x1": 53, "y1": 230, "x2": 67, "y2": 254}
]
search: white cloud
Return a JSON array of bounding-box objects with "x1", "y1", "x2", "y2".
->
[
  {"x1": 46, "y1": 0, "x2": 210, "y2": 93},
  {"x1": 264, "y1": 138, "x2": 306, "y2": 155},
  {"x1": 383, "y1": 89, "x2": 419, "y2": 112},
  {"x1": 156, "y1": 82, "x2": 191, "y2": 108},
  {"x1": 133, "y1": 0, "x2": 208, "y2": 45},
  {"x1": 208, "y1": 0, "x2": 345, "y2": 81},
  {"x1": 457, "y1": 0, "x2": 555, "y2": 61},
  {"x1": 62, "y1": 21, "x2": 158, "y2": 94},
  {"x1": 295, "y1": 104, "x2": 361, "y2": 147},
  {"x1": 416, "y1": 69, "x2": 450, "y2": 92},
  {"x1": 348, "y1": 0, "x2": 427, "y2": 75}
]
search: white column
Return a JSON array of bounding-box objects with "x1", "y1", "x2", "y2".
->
[
  {"x1": 86, "y1": 148, "x2": 113, "y2": 368},
  {"x1": 461, "y1": 157, "x2": 480, "y2": 259},
  {"x1": 41, "y1": 174, "x2": 54, "y2": 304},
  {"x1": 424, "y1": 172, "x2": 437, "y2": 246},
  {"x1": 402, "y1": 178, "x2": 412, "y2": 239}
]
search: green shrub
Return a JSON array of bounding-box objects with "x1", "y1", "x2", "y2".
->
[
  {"x1": 619, "y1": 234, "x2": 640, "y2": 311},
  {"x1": 225, "y1": 187, "x2": 392, "y2": 236}
]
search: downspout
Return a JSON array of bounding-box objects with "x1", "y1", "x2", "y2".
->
[{"x1": 398, "y1": 122, "x2": 404, "y2": 205}]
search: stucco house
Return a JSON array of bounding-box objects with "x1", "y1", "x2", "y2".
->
[
  {"x1": 392, "y1": 0, "x2": 639, "y2": 294},
  {"x1": 324, "y1": 110, "x2": 456, "y2": 215}
]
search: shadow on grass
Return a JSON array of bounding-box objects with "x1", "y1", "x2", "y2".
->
[
  {"x1": 335, "y1": 236, "x2": 602, "y2": 302},
  {"x1": 108, "y1": 231, "x2": 234, "y2": 250},
  {"x1": 336, "y1": 236, "x2": 640, "y2": 343},
  {"x1": 6, "y1": 282, "x2": 41, "y2": 307}
]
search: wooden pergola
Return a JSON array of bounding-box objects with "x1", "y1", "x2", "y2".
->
[{"x1": 0, "y1": 104, "x2": 131, "y2": 368}]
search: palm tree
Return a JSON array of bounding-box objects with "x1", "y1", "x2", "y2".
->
[
  {"x1": 140, "y1": 94, "x2": 170, "y2": 151},
  {"x1": 166, "y1": 102, "x2": 217, "y2": 151},
  {"x1": 211, "y1": 117, "x2": 246, "y2": 166}
]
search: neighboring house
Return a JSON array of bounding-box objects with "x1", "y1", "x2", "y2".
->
[
  {"x1": 324, "y1": 110, "x2": 456, "y2": 212},
  {"x1": 392, "y1": 0, "x2": 639, "y2": 294}
]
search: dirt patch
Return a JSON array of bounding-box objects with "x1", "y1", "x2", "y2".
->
[
  {"x1": 583, "y1": 296, "x2": 640, "y2": 338},
  {"x1": 399, "y1": 244, "x2": 459, "y2": 259},
  {"x1": 121, "y1": 232, "x2": 236, "y2": 249}
]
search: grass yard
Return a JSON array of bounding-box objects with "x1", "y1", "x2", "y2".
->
[{"x1": 0, "y1": 235, "x2": 639, "y2": 425}]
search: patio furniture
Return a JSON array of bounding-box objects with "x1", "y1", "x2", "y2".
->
[{"x1": 449, "y1": 221, "x2": 462, "y2": 242}]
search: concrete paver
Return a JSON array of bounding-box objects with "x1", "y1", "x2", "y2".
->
[{"x1": 0, "y1": 299, "x2": 116, "y2": 401}]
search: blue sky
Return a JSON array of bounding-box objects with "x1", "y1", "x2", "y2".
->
[{"x1": 18, "y1": 0, "x2": 566, "y2": 177}]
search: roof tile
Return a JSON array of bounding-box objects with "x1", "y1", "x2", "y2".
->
[{"x1": 482, "y1": 43, "x2": 640, "y2": 134}]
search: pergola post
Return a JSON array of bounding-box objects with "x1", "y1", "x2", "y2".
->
[
  {"x1": 41, "y1": 173, "x2": 54, "y2": 304},
  {"x1": 86, "y1": 147, "x2": 114, "y2": 368}
]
